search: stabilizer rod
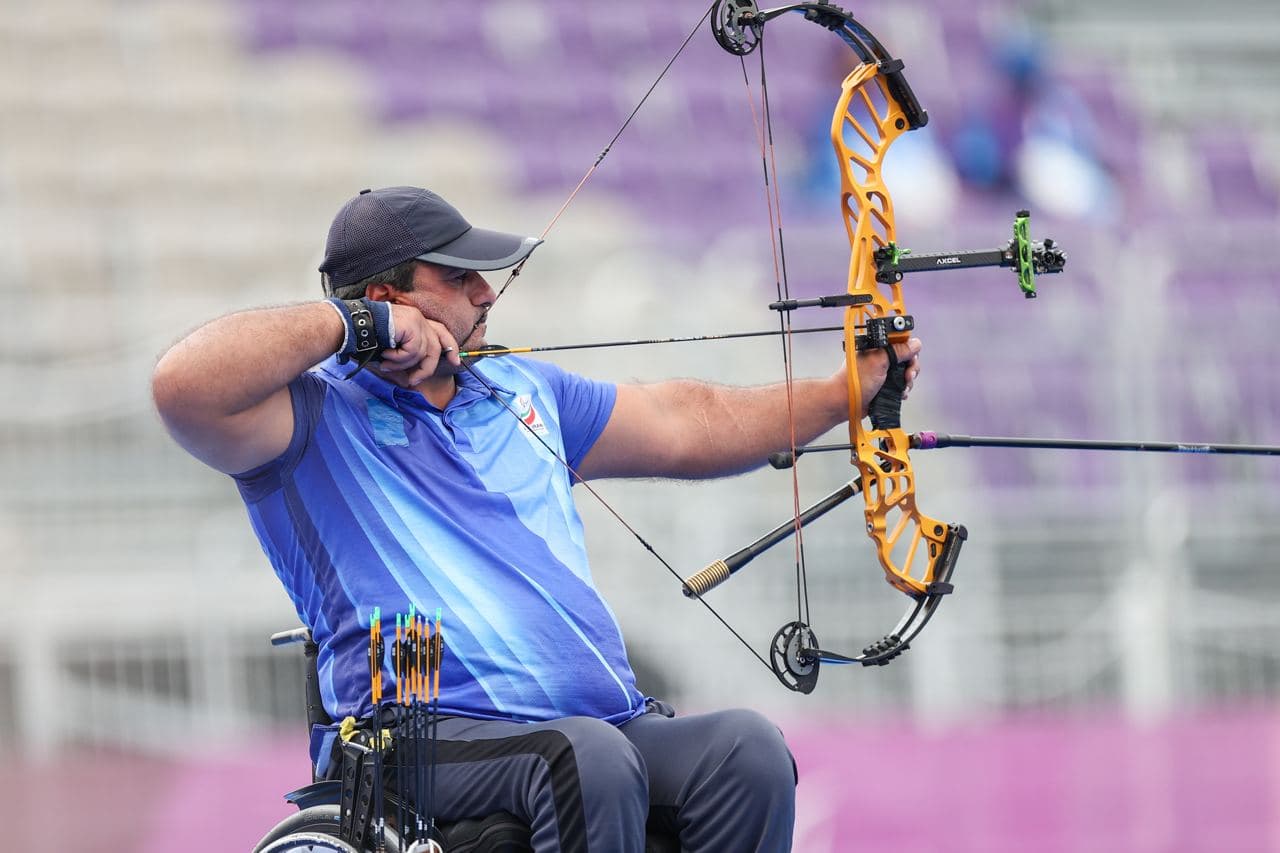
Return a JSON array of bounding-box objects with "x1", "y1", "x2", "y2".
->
[{"x1": 681, "y1": 478, "x2": 863, "y2": 597}]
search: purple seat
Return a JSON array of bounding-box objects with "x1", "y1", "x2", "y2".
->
[{"x1": 1198, "y1": 132, "x2": 1280, "y2": 217}]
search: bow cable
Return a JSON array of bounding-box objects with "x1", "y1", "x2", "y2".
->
[
  {"x1": 458, "y1": 357, "x2": 775, "y2": 675},
  {"x1": 741, "y1": 31, "x2": 816, "y2": 646},
  {"x1": 464, "y1": 3, "x2": 718, "y2": 345}
]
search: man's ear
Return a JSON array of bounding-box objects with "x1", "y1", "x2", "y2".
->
[{"x1": 364, "y1": 282, "x2": 396, "y2": 302}]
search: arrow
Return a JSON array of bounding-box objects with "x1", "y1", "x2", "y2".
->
[{"x1": 458, "y1": 325, "x2": 844, "y2": 359}]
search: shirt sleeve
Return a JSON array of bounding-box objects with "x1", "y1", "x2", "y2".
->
[
  {"x1": 522, "y1": 359, "x2": 617, "y2": 470},
  {"x1": 232, "y1": 371, "x2": 328, "y2": 502}
]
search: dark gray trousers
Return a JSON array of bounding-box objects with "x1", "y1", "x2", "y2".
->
[{"x1": 412, "y1": 705, "x2": 796, "y2": 853}]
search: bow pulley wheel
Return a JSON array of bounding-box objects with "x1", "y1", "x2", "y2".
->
[
  {"x1": 711, "y1": 0, "x2": 763, "y2": 55},
  {"x1": 770, "y1": 620, "x2": 820, "y2": 694}
]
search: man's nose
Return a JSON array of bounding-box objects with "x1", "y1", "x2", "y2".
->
[{"x1": 471, "y1": 274, "x2": 497, "y2": 305}]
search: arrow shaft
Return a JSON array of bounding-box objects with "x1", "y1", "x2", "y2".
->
[{"x1": 460, "y1": 325, "x2": 844, "y2": 358}]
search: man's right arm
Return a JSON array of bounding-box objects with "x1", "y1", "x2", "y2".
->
[{"x1": 152, "y1": 302, "x2": 347, "y2": 476}]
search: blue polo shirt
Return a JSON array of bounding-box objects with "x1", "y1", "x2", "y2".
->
[{"x1": 234, "y1": 355, "x2": 646, "y2": 726}]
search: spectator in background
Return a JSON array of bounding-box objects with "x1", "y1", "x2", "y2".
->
[
  {"x1": 799, "y1": 44, "x2": 962, "y2": 230},
  {"x1": 948, "y1": 22, "x2": 1115, "y2": 220}
]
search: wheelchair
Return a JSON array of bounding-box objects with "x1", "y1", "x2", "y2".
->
[{"x1": 254, "y1": 628, "x2": 680, "y2": 853}]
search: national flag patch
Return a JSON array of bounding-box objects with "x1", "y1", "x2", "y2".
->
[{"x1": 513, "y1": 394, "x2": 548, "y2": 437}]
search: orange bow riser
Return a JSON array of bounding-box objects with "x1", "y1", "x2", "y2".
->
[{"x1": 833, "y1": 47, "x2": 967, "y2": 605}]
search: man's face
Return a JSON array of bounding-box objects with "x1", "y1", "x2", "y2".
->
[{"x1": 401, "y1": 262, "x2": 497, "y2": 350}]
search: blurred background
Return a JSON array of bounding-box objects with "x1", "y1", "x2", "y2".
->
[{"x1": 1, "y1": 0, "x2": 1278, "y2": 849}]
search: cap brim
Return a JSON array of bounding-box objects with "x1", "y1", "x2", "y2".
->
[{"x1": 416, "y1": 227, "x2": 542, "y2": 271}]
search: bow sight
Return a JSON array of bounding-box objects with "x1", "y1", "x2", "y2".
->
[{"x1": 874, "y1": 211, "x2": 1067, "y2": 297}]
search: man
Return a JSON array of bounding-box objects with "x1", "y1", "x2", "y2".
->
[{"x1": 152, "y1": 186, "x2": 921, "y2": 852}]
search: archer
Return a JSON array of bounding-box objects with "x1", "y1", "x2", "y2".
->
[{"x1": 151, "y1": 185, "x2": 918, "y2": 851}]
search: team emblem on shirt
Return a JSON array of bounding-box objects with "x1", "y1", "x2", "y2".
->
[{"x1": 514, "y1": 394, "x2": 548, "y2": 437}]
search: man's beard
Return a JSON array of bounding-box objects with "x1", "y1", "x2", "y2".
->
[{"x1": 462, "y1": 311, "x2": 488, "y2": 348}]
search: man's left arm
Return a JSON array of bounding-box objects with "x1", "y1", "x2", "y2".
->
[{"x1": 577, "y1": 339, "x2": 921, "y2": 480}]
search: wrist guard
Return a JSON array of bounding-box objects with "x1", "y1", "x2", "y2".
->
[{"x1": 327, "y1": 298, "x2": 394, "y2": 370}]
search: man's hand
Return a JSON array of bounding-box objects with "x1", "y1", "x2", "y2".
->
[
  {"x1": 579, "y1": 336, "x2": 924, "y2": 481},
  {"x1": 846, "y1": 336, "x2": 922, "y2": 420},
  {"x1": 373, "y1": 303, "x2": 464, "y2": 388}
]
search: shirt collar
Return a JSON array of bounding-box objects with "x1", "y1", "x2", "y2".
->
[{"x1": 317, "y1": 355, "x2": 516, "y2": 409}]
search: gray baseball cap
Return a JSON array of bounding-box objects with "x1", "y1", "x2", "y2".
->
[{"x1": 319, "y1": 186, "x2": 542, "y2": 291}]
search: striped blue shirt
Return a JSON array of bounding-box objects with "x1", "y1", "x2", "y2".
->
[{"x1": 235, "y1": 356, "x2": 645, "y2": 725}]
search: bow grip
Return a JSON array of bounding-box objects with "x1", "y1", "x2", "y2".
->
[
  {"x1": 855, "y1": 315, "x2": 913, "y2": 431},
  {"x1": 867, "y1": 350, "x2": 907, "y2": 430}
]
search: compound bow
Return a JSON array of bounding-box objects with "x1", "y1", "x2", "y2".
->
[
  {"x1": 672, "y1": 0, "x2": 1071, "y2": 692},
  {"x1": 463, "y1": 0, "x2": 1068, "y2": 693}
]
